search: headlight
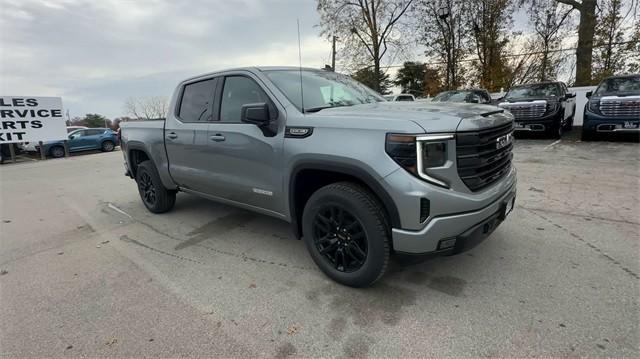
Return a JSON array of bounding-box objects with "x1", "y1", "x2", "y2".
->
[
  {"x1": 386, "y1": 133, "x2": 452, "y2": 187},
  {"x1": 588, "y1": 100, "x2": 600, "y2": 114},
  {"x1": 546, "y1": 102, "x2": 560, "y2": 114}
]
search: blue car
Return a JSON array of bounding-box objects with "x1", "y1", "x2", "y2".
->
[
  {"x1": 39, "y1": 128, "x2": 118, "y2": 158},
  {"x1": 583, "y1": 74, "x2": 640, "y2": 140}
]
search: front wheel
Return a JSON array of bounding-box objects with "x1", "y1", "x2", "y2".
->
[
  {"x1": 50, "y1": 145, "x2": 65, "y2": 158},
  {"x1": 135, "y1": 160, "x2": 176, "y2": 213},
  {"x1": 302, "y1": 182, "x2": 390, "y2": 287}
]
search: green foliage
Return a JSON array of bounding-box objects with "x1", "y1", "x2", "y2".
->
[
  {"x1": 393, "y1": 62, "x2": 443, "y2": 97},
  {"x1": 83, "y1": 113, "x2": 109, "y2": 128},
  {"x1": 351, "y1": 67, "x2": 393, "y2": 95}
]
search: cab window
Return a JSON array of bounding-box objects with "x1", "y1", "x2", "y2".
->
[
  {"x1": 220, "y1": 76, "x2": 274, "y2": 123},
  {"x1": 179, "y1": 78, "x2": 217, "y2": 122}
]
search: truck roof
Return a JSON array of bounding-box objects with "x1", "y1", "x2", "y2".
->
[{"x1": 182, "y1": 66, "x2": 327, "y2": 83}]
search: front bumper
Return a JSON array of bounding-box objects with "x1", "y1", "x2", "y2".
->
[
  {"x1": 583, "y1": 111, "x2": 640, "y2": 133},
  {"x1": 391, "y1": 183, "x2": 516, "y2": 255},
  {"x1": 513, "y1": 110, "x2": 562, "y2": 132}
]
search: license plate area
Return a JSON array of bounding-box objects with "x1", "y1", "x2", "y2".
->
[{"x1": 623, "y1": 121, "x2": 639, "y2": 129}]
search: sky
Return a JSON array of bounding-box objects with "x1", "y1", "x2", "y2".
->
[
  {"x1": 0, "y1": 0, "x2": 605, "y2": 119},
  {"x1": 0, "y1": 0, "x2": 333, "y2": 119}
]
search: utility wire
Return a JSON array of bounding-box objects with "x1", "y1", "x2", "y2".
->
[{"x1": 376, "y1": 40, "x2": 637, "y2": 69}]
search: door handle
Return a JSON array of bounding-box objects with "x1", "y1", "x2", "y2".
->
[
  {"x1": 210, "y1": 134, "x2": 226, "y2": 142},
  {"x1": 167, "y1": 132, "x2": 178, "y2": 140}
]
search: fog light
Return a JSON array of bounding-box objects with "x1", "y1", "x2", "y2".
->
[{"x1": 438, "y1": 237, "x2": 456, "y2": 250}]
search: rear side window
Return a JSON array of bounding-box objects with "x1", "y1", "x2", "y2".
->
[
  {"x1": 179, "y1": 78, "x2": 216, "y2": 122},
  {"x1": 86, "y1": 129, "x2": 104, "y2": 135}
]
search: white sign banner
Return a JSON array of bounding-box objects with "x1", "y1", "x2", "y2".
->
[{"x1": 0, "y1": 96, "x2": 68, "y2": 144}]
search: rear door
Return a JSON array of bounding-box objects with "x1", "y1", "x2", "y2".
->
[
  {"x1": 84, "y1": 129, "x2": 105, "y2": 149},
  {"x1": 201, "y1": 72, "x2": 285, "y2": 215},
  {"x1": 165, "y1": 77, "x2": 219, "y2": 191}
]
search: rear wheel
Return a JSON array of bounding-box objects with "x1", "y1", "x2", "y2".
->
[
  {"x1": 49, "y1": 145, "x2": 65, "y2": 158},
  {"x1": 135, "y1": 160, "x2": 176, "y2": 213},
  {"x1": 101, "y1": 140, "x2": 115, "y2": 152},
  {"x1": 302, "y1": 182, "x2": 390, "y2": 287}
]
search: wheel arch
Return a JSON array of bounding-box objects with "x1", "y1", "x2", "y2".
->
[{"x1": 288, "y1": 161, "x2": 401, "y2": 240}]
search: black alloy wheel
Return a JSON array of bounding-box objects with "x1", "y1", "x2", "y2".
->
[
  {"x1": 138, "y1": 171, "x2": 157, "y2": 206},
  {"x1": 312, "y1": 204, "x2": 367, "y2": 273}
]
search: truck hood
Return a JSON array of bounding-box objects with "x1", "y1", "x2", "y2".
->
[{"x1": 310, "y1": 101, "x2": 512, "y2": 133}]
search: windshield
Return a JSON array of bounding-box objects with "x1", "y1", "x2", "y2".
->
[
  {"x1": 594, "y1": 76, "x2": 640, "y2": 96},
  {"x1": 432, "y1": 91, "x2": 473, "y2": 102},
  {"x1": 264, "y1": 69, "x2": 384, "y2": 112},
  {"x1": 506, "y1": 83, "x2": 561, "y2": 99}
]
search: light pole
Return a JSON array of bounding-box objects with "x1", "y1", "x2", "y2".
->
[{"x1": 437, "y1": 6, "x2": 453, "y2": 90}]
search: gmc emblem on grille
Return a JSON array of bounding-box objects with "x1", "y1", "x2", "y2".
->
[{"x1": 496, "y1": 133, "x2": 513, "y2": 149}]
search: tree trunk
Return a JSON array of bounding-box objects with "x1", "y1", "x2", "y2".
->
[{"x1": 575, "y1": 0, "x2": 597, "y2": 85}]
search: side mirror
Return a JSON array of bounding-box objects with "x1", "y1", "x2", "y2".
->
[
  {"x1": 586, "y1": 91, "x2": 592, "y2": 98},
  {"x1": 241, "y1": 103, "x2": 270, "y2": 126},
  {"x1": 241, "y1": 102, "x2": 277, "y2": 137},
  {"x1": 565, "y1": 93, "x2": 576, "y2": 99}
]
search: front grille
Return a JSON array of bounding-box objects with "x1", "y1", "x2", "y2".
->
[
  {"x1": 600, "y1": 98, "x2": 640, "y2": 117},
  {"x1": 501, "y1": 103, "x2": 546, "y2": 119},
  {"x1": 456, "y1": 122, "x2": 514, "y2": 192}
]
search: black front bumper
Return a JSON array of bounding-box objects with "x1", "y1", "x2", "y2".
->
[
  {"x1": 513, "y1": 111, "x2": 562, "y2": 132},
  {"x1": 583, "y1": 110, "x2": 640, "y2": 133}
]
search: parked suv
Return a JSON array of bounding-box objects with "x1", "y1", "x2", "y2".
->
[
  {"x1": 40, "y1": 128, "x2": 117, "y2": 158},
  {"x1": 582, "y1": 74, "x2": 640, "y2": 140},
  {"x1": 498, "y1": 82, "x2": 576, "y2": 138},
  {"x1": 120, "y1": 67, "x2": 517, "y2": 287}
]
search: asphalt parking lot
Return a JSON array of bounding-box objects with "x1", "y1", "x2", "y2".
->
[{"x1": 1, "y1": 132, "x2": 638, "y2": 358}]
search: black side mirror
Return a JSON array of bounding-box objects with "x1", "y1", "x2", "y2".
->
[
  {"x1": 586, "y1": 91, "x2": 592, "y2": 98},
  {"x1": 241, "y1": 102, "x2": 270, "y2": 126},
  {"x1": 241, "y1": 102, "x2": 277, "y2": 136},
  {"x1": 565, "y1": 93, "x2": 576, "y2": 99}
]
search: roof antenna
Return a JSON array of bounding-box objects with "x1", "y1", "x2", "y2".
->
[{"x1": 297, "y1": 18, "x2": 305, "y2": 113}]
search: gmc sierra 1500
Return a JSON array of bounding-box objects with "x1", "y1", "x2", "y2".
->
[{"x1": 120, "y1": 67, "x2": 517, "y2": 287}]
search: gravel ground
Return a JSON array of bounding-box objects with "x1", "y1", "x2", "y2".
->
[{"x1": 1, "y1": 131, "x2": 638, "y2": 358}]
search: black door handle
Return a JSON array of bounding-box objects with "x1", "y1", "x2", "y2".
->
[{"x1": 167, "y1": 132, "x2": 178, "y2": 140}]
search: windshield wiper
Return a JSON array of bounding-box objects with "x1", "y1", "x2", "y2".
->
[
  {"x1": 304, "y1": 105, "x2": 334, "y2": 113},
  {"x1": 304, "y1": 100, "x2": 355, "y2": 113}
]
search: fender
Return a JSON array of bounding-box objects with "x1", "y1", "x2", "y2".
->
[
  {"x1": 288, "y1": 160, "x2": 402, "y2": 239},
  {"x1": 125, "y1": 142, "x2": 177, "y2": 190}
]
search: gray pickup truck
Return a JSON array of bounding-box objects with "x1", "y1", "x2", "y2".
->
[{"x1": 120, "y1": 67, "x2": 517, "y2": 287}]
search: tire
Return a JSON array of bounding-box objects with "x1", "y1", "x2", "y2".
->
[
  {"x1": 49, "y1": 145, "x2": 65, "y2": 158},
  {"x1": 135, "y1": 160, "x2": 176, "y2": 213},
  {"x1": 101, "y1": 140, "x2": 115, "y2": 152},
  {"x1": 301, "y1": 182, "x2": 390, "y2": 287},
  {"x1": 550, "y1": 120, "x2": 563, "y2": 139},
  {"x1": 564, "y1": 114, "x2": 574, "y2": 131},
  {"x1": 581, "y1": 127, "x2": 596, "y2": 141}
]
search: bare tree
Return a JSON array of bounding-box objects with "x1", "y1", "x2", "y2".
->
[
  {"x1": 554, "y1": 0, "x2": 597, "y2": 85},
  {"x1": 124, "y1": 96, "x2": 169, "y2": 120},
  {"x1": 415, "y1": 0, "x2": 468, "y2": 90},
  {"x1": 527, "y1": 0, "x2": 574, "y2": 82},
  {"x1": 467, "y1": 0, "x2": 515, "y2": 91},
  {"x1": 317, "y1": 0, "x2": 414, "y2": 92},
  {"x1": 592, "y1": 0, "x2": 635, "y2": 81}
]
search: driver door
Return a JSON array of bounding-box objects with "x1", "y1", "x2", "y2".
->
[
  {"x1": 200, "y1": 73, "x2": 285, "y2": 215},
  {"x1": 68, "y1": 130, "x2": 90, "y2": 151}
]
